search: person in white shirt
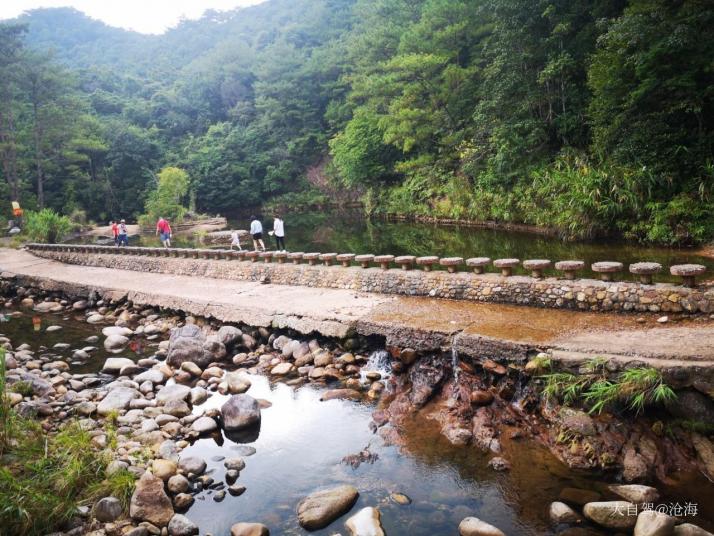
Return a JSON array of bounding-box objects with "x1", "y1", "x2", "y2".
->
[
  {"x1": 273, "y1": 214, "x2": 285, "y2": 251},
  {"x1": 249, "y1": 215, "x2": 265, "y2": 251},
  {"x1": 230, "y1": 230, "x2": 242, "y2": 251}
]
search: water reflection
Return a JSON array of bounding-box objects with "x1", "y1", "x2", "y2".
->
[
  {"x1": 78, "y1": 210, "x2": 714, "y2": 282},
  {"x1": 183, "y1": 376, "x2": 544, "y2": 535}
]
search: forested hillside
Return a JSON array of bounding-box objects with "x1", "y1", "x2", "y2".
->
[{"x1": 1, "y1": 0, "x2": 712, "y2": 244}]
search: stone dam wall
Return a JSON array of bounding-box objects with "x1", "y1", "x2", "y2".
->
[{"x1": 26, "y1": 245, "x2": 714, "y2": 314}]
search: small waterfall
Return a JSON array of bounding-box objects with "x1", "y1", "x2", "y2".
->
[
  {"x1": 451, "y1": 346, "x2": 460, "y2": 383},
  {"x1": 361, "y1": 349, "x2": 392, "y2": 382}
]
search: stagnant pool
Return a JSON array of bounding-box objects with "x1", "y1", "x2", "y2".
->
[
  {"x1": 2, "y1": 308, "x2": 713, "y2": 534},
  {"x1": 77, "y1": 210, "x2": 714, "y2": 283}
]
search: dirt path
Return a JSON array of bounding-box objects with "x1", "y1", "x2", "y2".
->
[{"x1": 3, "y1": 248, "x2": 714, "y2": 365}]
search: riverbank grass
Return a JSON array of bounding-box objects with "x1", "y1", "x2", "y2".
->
[
  {"x1": 541, "y1": 359, "x2": 676, "y2": 415},
  {"x1": 0, "y1": 350, "x2": 134, "y2": 535}
]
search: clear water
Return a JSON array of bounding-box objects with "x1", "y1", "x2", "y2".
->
[
  {"x1": 78, "y1": 210, "x2": 714, "y2": 282},
  {"x1": 3, "y1": 308, "x2": 713, "y2": 534}
]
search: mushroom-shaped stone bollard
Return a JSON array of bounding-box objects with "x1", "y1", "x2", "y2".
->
[
  {"x1": 235, "y1": 250, "x2": 248, "y2": 261},
  {"x1": 591, "y1": 261, "x2": 624, "y2": 282},
  {"x1": 416, "y1": 256, "x2": 440, "y2": 272},
  {"x1": 395, "y1": 255, "x2": 416, "y2": 270},
  {"x1": 493, "y1": 258, "x2": 520, "y2": 277},
  {"x1": 274, "y1": 251, "x2": 288, "y2": 264},
  {"x1": 319, "y1": 253, "x2": 338, "y2": 266},
  {"x1": 554, "y1": 260, "x2": 584, "y2": 280},
  {"x1": 466, "y1": 257, "x2": 491, "y2": 274},
  {"x1": 440, "y1": 257, "x2": 464, "y2": 274},
  {"x1": 245, "y1": 251, "x2": 260, "y2": 262},
  {"x1": 189, "y1": 249, "x2": 199, "y2": 259},
  {"x1": 670, "y1": 264, "x2": 706, "y2": 288},
  {"x1": 202, "y1": 249, "x2": 214, "y2": 260},
  {"x1": 355, "y1": 254, "x2": 375, "y2": 268},
  {"x1": 169, "y1": 248, "x2": 181, "y2": 258},
  {"x1": 288, "y1": 252, "x2": 304, "y2": 264},
  {"x1": 161, "y1": 248, "x2": 173, "y2": 257},
  {"x1": 259, "y1": 251, "x2": 274, "y2": 263},
  {"x1": 209, "y1": 249, "x2": 223, "y2": 260},
  {"x1": 629, "y1": 262, "x2": 662, "y2": 285},
  {"x1": 523, "y1": 259, "x2": 552, "y2": 279},
  {"x1": 303, "y1": 252, "x2": 321, "y2": 266},
  {"x1": 374, "y1": 255, "x2": 395, "y2": 270},
  {"x1": 336, "y1": 253, "x2": 355, "y2": 267}
]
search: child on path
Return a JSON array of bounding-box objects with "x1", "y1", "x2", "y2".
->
[{"x1": 230, "y1": 230, "x2": 243, "y2": 251}]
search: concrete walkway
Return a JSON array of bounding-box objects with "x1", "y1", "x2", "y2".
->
[{"x1": 2, "y1": 248, "x2": 714, "y2": 373}]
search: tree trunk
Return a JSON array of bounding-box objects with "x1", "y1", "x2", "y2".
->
[
  {"x1": 32, "y1": 100, "x2": 45, "y2": 208},
  {"x1": 0, "y1": 87, "x2": 20, "y2": 201}
]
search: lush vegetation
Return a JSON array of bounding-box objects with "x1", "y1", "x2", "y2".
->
[
  {"x1": 0, "y1": 350, "x2": 135, "y2": 535},
  {"x1": 23, "y1": 208, "x2": 73, "y2": 243},
  {"x1": 541, "y1": 358, "x2": 677, "y2": 415},
  {"x1": 1, "y1": 0, "x2": 713, "y2": 243}
]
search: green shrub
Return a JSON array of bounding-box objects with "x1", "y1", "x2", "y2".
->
[
  {"x1": 23, "y1": 209, "x2": 73, "y2": 243},
  {"x1": 140, "y1": 166, "x2": 190, "y2": 227},
  {"x1": 541, "y1": 360, "x2": 676, "y2": 415}
]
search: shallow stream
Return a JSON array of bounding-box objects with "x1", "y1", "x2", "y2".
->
[{"x1": 2, "y1": 308, "x2": 713, "y2": 534}]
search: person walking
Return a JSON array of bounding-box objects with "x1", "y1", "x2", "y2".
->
[
  {"x1": 249, "y1": 215, "x2": 266, "y2": 251},
  {"x1": 110, "y1": 221, "x2": 119, "y2": 246},
  {"x1": 156, "y1": 216, "x2": 172, "y2": 248},
  {"x1": 230, "y1": 230, "x2": 243, "y2": 251},
  {"x1": 117, "y1": 219, "x2": 129, "y2": 247},
  {"x1": 272, "y1": 214, "x2": 286, "y2": 251}
]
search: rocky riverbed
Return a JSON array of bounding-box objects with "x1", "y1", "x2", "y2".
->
[{"x1": 1, "y1": 282, "x2": 713, "y2": 535}]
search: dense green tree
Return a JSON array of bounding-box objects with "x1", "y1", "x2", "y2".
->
[{"x1": 3, "y1": 0, "x2": 713, "y2": 243}]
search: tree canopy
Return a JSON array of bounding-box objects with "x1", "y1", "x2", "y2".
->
[{"x1": 1, "y1": 0, "x2": 712, "y2": 243}]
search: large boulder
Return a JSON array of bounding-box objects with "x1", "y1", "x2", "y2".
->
[
  {"x1": 345, "y1": 506, "x2": 385, "y2": 536},
  {"x1": 168, "y1": 514, "x2": 199, "y2": 536},
  {"x1": 102, "y1": 357, "x2": 135, "y2": 374},
  {"x1": 583, "y1": 501, "x2": 638, "y2": 530},
  {"x1": 130, "y1": 471, "x2": 174, "y2": 527},
  {"x1": 221, "y1": 394, "x2": 261, "y2": 431},
  {"x1": 458, "y1": 517, "x2": 506, "y2": 536},
  {"x1": 230, "y1": 523, "x2": 270, "y2": 536},
  {"x1": 6, "y1": 372, "x2": 53, "y2": 396},
  {"x1": 225, "y1": 371, "x2": 251, "y2": 394},
  {"x1": 608, "y1": 484, "x2": 660, "y2": 504},
  {"x1": 634, "y1": 510, "x2": 675, "y2": 536},
  {"x1": 167, "y1": 325, "x2": 213, "y2": 368},
  {"x1": 93, "y1": 496, "x2": 123, "y2": 522},
  {"x1": 177, "y1": 456, "x2": 207, "y2": 476},
  {"x1": 104, "y1": 334, "x2": 129, "y2": 351},
  {"x1": 97, "y1": 387, "x2": 139, "y2": 415},
  {"x1": 156, "y1": 384, "x2": 192, "y2": 405},
  {"x1": 102, "y1": 326, "x2": 133, "y2": 337},
  {"x1": 297, "y1": 485, "x2": 359, "y2": 530},
  {"x1": 218, "y1": 325, "x2": 243, "y2": 347}
]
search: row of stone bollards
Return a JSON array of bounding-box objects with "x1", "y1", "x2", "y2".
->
[{"x1": 25, "y1": 244, "x2": 707, "y2": 287}]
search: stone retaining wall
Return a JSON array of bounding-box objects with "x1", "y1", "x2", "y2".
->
[{"x1": 26, "y1": 245, "x2": 714, "y2": 314}]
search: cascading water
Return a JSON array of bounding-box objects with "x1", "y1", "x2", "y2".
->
[
  {"x1": 360, "y1": 349, "x2": 392, "y2": 383},
  {"x1": 451, "y1": 346, "x2": 460, "y2": 384}
]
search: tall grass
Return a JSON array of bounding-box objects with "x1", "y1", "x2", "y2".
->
[
  {"x1": 541, "y1": 359, "x2": 677, "y2": 415},
  {"x1": 0, "y1": 348, "x2": 134, "y2": 535},
  {"x1": 24, "y1": 209, "x2": 73, "y2": 243}
]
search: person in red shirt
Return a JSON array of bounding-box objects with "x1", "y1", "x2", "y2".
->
[
  {"x1": 110, "y1": 221, "x2": 119, "y2": 246},
  {"x1": 156, "y1": 217, "x2": 172, "y2": 248}
]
